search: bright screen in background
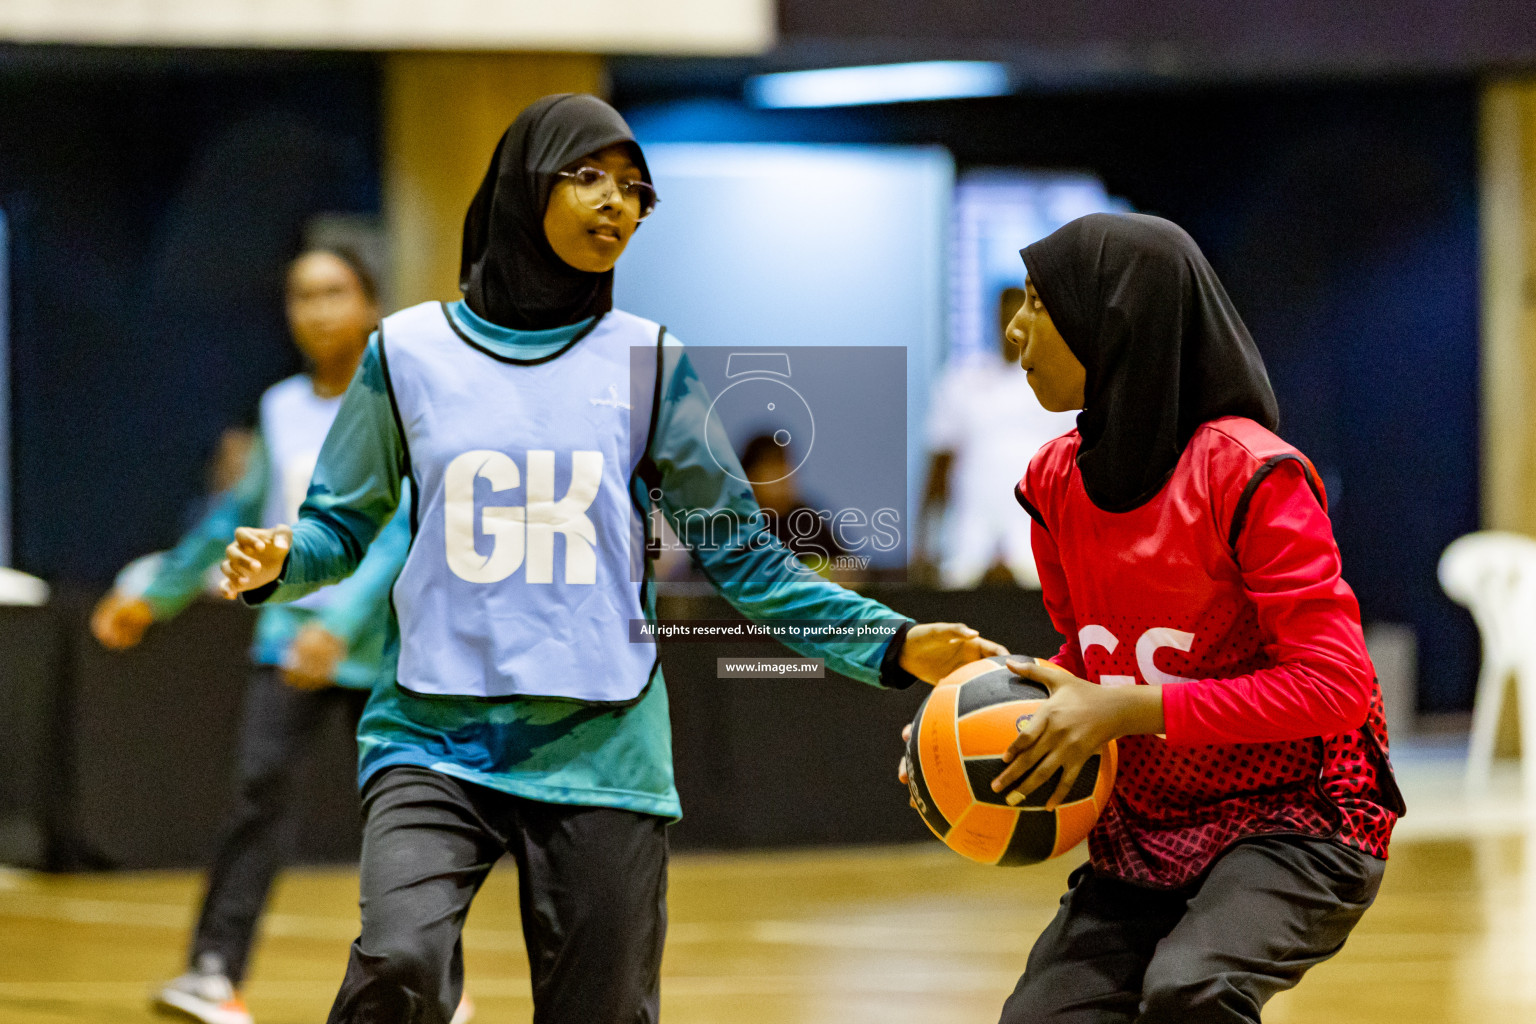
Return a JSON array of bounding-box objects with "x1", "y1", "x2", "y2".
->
[
  {"x1": 948, "y1": 170, "x2": 1127, "y2": 361},
  {"x1": 614, "y1": 144, "x2": 953, "y2": 557}
]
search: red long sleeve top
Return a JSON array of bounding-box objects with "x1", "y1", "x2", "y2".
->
[{"x1": 1019, "y1": 417, "x2": 1402, "y2": 887}]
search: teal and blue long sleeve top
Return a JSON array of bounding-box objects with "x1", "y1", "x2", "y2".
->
[{"x1": 254, "y1": 300, "x2": 916, "y2": 818}]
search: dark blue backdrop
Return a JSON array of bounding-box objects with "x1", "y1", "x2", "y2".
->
[
  {"x1": 617, "y1": 81, "x2": 1482, "y2": 712},
  {"x1": 0, "y1": 48, "x2": 380, "y2": 584}
]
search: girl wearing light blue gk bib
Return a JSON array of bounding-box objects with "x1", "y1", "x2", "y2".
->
[{"x1": 220, "y1": 95, "x2": 1003, "y2": 1024}]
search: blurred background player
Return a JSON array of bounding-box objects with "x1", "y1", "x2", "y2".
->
[
  {"x1": 89, "y1": 248, "x2": 430, "y2": 1024},
  {"x1": 920, "y1": 287, "x2": 1076, "y2": 588},
  {"x1": 646, "y1": 434, "x2": 849, "y2": 582},
  {"x1": 739, "y1": 433, "x2": 850, "y2": 578}
]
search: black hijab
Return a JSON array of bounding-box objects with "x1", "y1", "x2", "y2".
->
[
  {"x1": 1021, "y1": 213, "x2": 1279, "y2": 512},
  {"x1": 459, "y1": 94, "x2": 651, "y2": 330}
]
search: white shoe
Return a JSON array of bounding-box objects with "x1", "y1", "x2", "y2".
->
[
  {"x1": 450, "y1": 994, "x2": 476, "y2": 1024},
  {"x1": 152, "y1": 963, "x2": 253, "y2": 1024}
]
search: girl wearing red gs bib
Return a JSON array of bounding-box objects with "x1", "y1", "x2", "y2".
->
[{"x1": 991, "y1": 213, "x2": 1404, "y2": 1024}]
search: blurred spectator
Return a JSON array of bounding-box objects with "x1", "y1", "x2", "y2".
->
[
  {"x1": 920, "y1": 287, "x2": 1076, "y2": 588},
  {"x1": 741, "y1": 433, "x2": 851, "y2": 578}
]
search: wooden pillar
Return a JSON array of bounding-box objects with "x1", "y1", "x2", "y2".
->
[
  {"x1": 383, "y1": 53, "x2": 606, "y2": 309},
  {"x1": 1480, "y1": 81, "x2": 1536, "y2": 535},
  {"x1": 1478, "y1": 80, "x2": 1536, "y2": 756}
]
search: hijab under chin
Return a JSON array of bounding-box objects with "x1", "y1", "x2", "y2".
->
[
  {"x1": 1020, "y1": 212, "x2": 1279, "y2": 513},
  {"x1": 459, "y1": 93, "x2": 651, "y2": 331}
]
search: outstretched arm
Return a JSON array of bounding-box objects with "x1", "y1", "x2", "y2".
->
[{"x1": 650, "y1": 339, "x2": 1004, "y2": 686}]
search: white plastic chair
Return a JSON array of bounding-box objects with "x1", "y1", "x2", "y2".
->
[
  {"x1": 0, "y1": 566, "x2": 48, "y2": 606},
  {"x1": 1438, "y1": 531, "x2": 1536, "y2": 803}
]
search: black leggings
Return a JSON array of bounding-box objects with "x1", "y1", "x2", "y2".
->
[
  {"x1": 1000, "y1": 835, "x2": 1384, "y2": 1024},
  {"x1": 192, "y1": 666, "x2": 367, "y2": 984},
  {"x1": 327, "y1": 765, "x2": 669, "y2": 1024}
]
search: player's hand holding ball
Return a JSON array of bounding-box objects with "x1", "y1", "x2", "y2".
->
[
  {"x1": 991, "y1": 657, "x2": 1161, "y2": 811},
  {"x1": 899, "y1": 622, "x2": 1009, "y2": 684},
  {"x1": 895, "y1": 623, "x2": 1008, "y2": 796},
  {"x1": 220, "y1": 525, "x2": 293, "y2": 599}
]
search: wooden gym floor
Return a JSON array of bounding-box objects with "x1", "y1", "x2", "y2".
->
[{"x1": 1, "y1": 819, "x2": 1532, "y2": 1024}]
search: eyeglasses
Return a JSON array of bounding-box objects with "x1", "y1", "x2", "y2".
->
[{"x1": 556, "y1": 167, "x2": 659, "y2": 220}]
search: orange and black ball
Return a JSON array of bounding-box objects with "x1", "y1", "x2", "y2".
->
[{"x1": 905, "y1": 656, "x2": 1117, "y2": 866}]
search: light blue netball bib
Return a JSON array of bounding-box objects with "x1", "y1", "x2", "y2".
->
[
  {"x1": 260, "y1": 375, "x2": 343, "y2": 612},
  {"x1": 379, "y1": 301, "x2": 662, "y2": 703}
]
